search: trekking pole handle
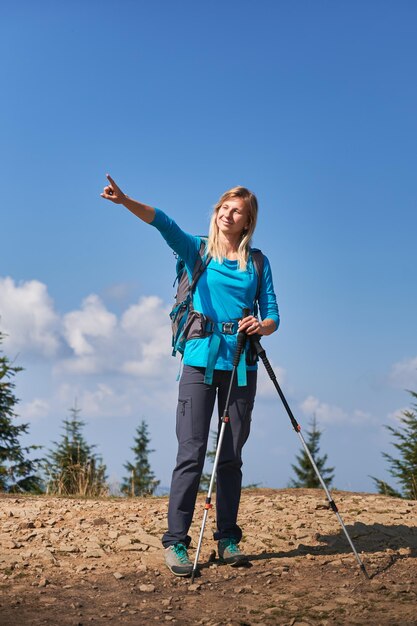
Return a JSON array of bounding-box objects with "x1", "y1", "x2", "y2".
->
[
  {"x1": 233, "y1": 307, "x2": 250, "y2": 367},
  {"x1": 241, "y1": 307, "x2": 250, "y2": 321}
]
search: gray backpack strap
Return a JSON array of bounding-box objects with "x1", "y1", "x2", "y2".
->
[
  {"x1": 170, "y1": 238, "x2": 211, "y2": 357},
  {"x1": 189, "y1": 238, "x2": 211, "y2": 296}
]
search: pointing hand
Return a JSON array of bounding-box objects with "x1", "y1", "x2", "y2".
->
[{"x1": 101, "y1": 174, "x2": 126, "y2": 204}]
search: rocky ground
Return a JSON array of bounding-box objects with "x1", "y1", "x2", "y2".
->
[{"x1": 0, "y1": 489, "x2": 416, "y2": 625}]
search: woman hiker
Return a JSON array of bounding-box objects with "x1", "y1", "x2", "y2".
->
[{"x1": 101, "y1": 174, "x2": 280, "y2": 576}]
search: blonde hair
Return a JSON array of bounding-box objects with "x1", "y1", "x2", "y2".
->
[{"x1": 207, "y1": 186, "x2": 258, "y2": 270}]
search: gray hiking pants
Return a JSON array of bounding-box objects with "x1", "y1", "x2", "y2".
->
[{"x1": 162, "y1": 365, "x2": 257, "y2": 548}]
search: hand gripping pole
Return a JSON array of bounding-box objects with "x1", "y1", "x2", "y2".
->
[
  {"x1": 249, "y1": 335, "x2": 369, "y2": 580},
  {"x1": 190, "y1": 308, "x2": 250, "y2": 583}
]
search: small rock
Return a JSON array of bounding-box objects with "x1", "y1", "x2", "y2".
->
[
  {"x1": 25, "y1": 531, "x2": 40, "y2": 541},
  {"x1": 335, "y1": 596, "x2": 357, "y2": 606},
  {"x1": 264, "y1": 606, "x2": 280, "y2": 615},
  {"x1": 113, "y1": 572, "x2": 125, "y2": 580},
  {"x1": 85, "y1": 549, "x2": 106, "y2": 558},
  {"x1": 70, "y1": 601, "x2": 83, "y2": 609},
  {"x1": 188, "y1": 583, "x2": 201, "y2": 592},
  {"x1": 139, "y1": 583, "x2": 156, "y2": 593},
  {"x1": 121, "y1": 543, "x2": 145, "y2": 552},
  {"x1": 76, "y1": 565, "x2": 89, "y2": 573},
  {"x1": 38, "y1": 548, "x2": 57, "y2": 563},
  {"x1": 38, "y1": 578, "x2": 49, "y2": 588},
  {"x1": 116, "y1": 535, "x2": 132, "y2": 547},
  {"x1": 294, "y1": 520, "x2": 306, "y2": 529},
  {"x1": 136, "y1": 563, "x2": 148, "y2": 572},
  {"x1": 311, "y1": 601, "x2": 340, "y2": 612},
  {"x1": 18, "y1": 521, "x2": 35, "y2": 530},
  {"x1": 58, "y1": 544, "x2": 79, "y2": 553},
  {"x1": 134, "y1": 530, "x2": 161, "y2": 549}
]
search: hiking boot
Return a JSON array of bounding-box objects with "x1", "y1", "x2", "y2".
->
[
  {"x1": 164, "y1": 543, "x2": 193, "y2": 577},
  {"x1": 218, "y1": 538, "x2": 249, "y2": 566}
]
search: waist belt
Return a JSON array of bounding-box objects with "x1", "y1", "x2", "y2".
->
[
  {"x1": 205, "y1": 320, "x2": 239, "y2": 335},
  {"x1": 204, "y1": 320, "x2": 247, "y2": 387}
]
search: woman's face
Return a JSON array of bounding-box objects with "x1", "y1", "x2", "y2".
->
[{"x1": 216, "y1": 197, "x2": 249, "y2": 238}]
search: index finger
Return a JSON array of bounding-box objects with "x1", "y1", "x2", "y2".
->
[{"x1": 106, "y1": 173, "x2": 118, "y2": 188}]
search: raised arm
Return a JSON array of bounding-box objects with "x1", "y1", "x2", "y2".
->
[{"x1": 101, "y1": 174, "x2": 155, "y2": 224}]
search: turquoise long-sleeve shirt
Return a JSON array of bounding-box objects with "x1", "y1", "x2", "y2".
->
[{"x1": 151, "y1": 208, "x2": 279, "y2": 371}]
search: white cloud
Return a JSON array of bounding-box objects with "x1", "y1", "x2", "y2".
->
[
  {"x1": 120, "y1": 296, "x2": 174, "y2": 377},
  {"x1": 389, "y1": 356, "x2": 417, "y2": 390},
  {"x1": 19, "y1": 398, "x2": 50, "y2": 421},
  {"x1": 79, "y1": 383, "x2": 125, "y2": 417},
  {"x1": 0, "y1": 276, "x2": 179, "y2": 423},
  {"x1": 0, "y1": 277, "x2": 60, "y2": 357},
  {"x1": 22, "y1": 375, "x2": 178, "y2": 425},
  {"x1": 62, "y1": 294, "x2": 117, "y2": 357},
  {"x1": 56, "y1": 354, "x2": 103, "y2": 375},
  {"x1": 352, "y1": 409, "x2": 373, "y2": 422},
  {"x1": 101, "y1": 282, "x2": 135, "y2": 302},
  {"x1": 56, "y1": 294, "x2": 176, "y2": 378},
  {"x1": 300, "y1": 395, "x2": 348, "y2": 424},
  {"x1": 299, "y1": 395, "x2": 373, "y2": 425}
]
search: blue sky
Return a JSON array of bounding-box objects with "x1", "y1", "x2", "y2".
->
[{"x1": 1, "y1": 1, "x2": 416, "y2": 494}]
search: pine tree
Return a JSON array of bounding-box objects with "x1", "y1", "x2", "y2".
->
[
  {"x1": 289, "y1": 415, "x2": 335, "y2": 488},
  {"x1": 121, "y1": 420, "x2": 160, "y2": 496},
  {"x1": 371, "y1": 391, "x2": 417, "y2": 499},
  {"x1": 0, "y1": 331, "x2": 43, "y2": 493},
  {"x1": 45, "y1": 403, "x2": 107, "y2": 496}
]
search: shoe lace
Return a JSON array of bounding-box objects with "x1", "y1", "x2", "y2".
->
[
  {"x1": 173, "y1": 543, "x2": 189, "y2": 564},
  {"x1": 224, "y1": 539, "x2": 240, "y2": 554}
]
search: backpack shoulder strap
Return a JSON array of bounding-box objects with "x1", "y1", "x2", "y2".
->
[
  {"x1": 189, "y1": 237, "x2": 211, "y2": 294},
  {"x1": 251, "y1": 248, "x2": 264, "y2": 307}
]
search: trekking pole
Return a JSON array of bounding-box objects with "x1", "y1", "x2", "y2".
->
[
  {"x1": 191, "y1": 307, "x2": 250, "y2": 583},
  {"x1": 249, "y1": 334, "x2": 370, "y2": 580}
]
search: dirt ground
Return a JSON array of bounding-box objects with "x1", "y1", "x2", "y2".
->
[{"x1": 0, "y1": 488, "x2": 416, "y2": 626}]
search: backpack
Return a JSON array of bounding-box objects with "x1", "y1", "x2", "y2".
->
[{"x1": 169, "y1": 238, "x2": 264, "y2": 357}]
